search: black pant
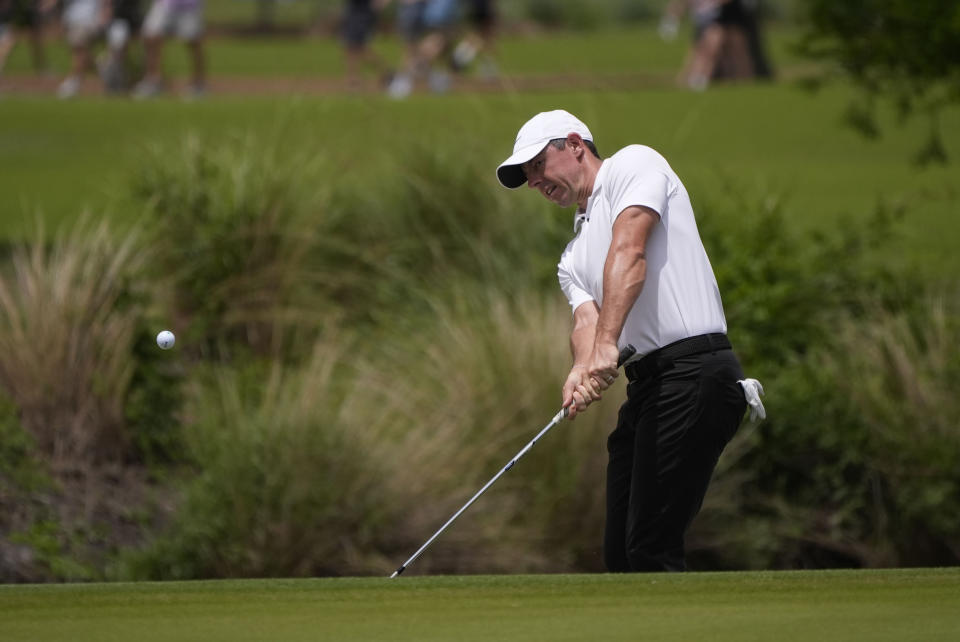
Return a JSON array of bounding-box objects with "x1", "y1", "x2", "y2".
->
[{"x1": 604, "y1": 335, "x2": 746, "y2": 572}]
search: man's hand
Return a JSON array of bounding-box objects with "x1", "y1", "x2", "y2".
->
[
  {"x1": 586, "y1": 341, "x2": 620, "y2": 393},
  {"x1": 562, "y1": 365, "x2": 603, "y2": 419},
  {"x1": 562, "y1": 341, "x2": 621, "y2": 419}
]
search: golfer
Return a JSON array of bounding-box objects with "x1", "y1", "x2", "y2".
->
[{"x1": 496, "y1": 109, "x2": 760, "y2": 572}]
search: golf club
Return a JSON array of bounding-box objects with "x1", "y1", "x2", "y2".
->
[{"x1": 390, "y1": 344, "x2": 637, "y2": 578}]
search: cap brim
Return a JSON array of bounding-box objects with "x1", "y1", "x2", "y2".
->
[
  {"x1": 495, "y1": 140, "x2": 550, "y2": 189},
  {"x1": 496, "y1": 164, "x2": 527, "y2": 189}
]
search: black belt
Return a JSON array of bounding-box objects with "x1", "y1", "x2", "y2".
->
[{"x1": 624, "y1": 333, "x2": 731, "y2": 382}]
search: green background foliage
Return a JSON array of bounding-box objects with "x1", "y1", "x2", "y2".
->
[
  {"x1": 795, "y1": 0, "x2": 960, "y2": 163},
  {"x1": 1, "y1": 18, "x2": 959, "y2": 581}
]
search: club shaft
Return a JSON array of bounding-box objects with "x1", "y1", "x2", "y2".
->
[{"x1": 391, "y1": 408, "x2": 567, "y2": 578}]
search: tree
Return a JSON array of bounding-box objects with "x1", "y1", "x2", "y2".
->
[{"x1": 796, "y1": 0, "x2": 960, "y2": 164}]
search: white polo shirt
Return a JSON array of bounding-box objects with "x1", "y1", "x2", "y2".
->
[{"x1": 557, "y1": 144, "x2": 727, "y2": 358}]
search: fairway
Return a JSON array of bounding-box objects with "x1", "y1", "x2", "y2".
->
[{"x1": 1, "y1": 569, "x2": 958, "y2": 641}]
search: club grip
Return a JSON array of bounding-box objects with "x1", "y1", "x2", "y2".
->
[
  {"x1": 561, "y1": 344, "x2": 637, "y2": 418},
  {"x1": 616, "y1": 344, "x2": 637, "y2": 368}
]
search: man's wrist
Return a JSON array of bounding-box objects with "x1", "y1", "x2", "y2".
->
[{"x1": 593, "y1": 333, "x2": 619, "y2": 349}]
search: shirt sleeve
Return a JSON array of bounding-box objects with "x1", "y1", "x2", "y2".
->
[
  {"x1": 558, "y1": 254, "x2": 594, "y2": 314},
  {"x1": 606, "y1": 147, "x2": 671, "y2": 221}
]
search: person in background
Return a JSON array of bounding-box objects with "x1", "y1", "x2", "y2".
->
[
  {"x1": 0, "y1": 0, "x2": 15, "y2": 81},
  {"x1": 659, "y1": 0, "x2": 755, "y2": 91},
  {"x1": 132, "y1": 0, "x2": 205, "y2": 99},
  {"x1": 340, "y1": 0, "x2": 390, "y2": 91},
  {"x1": 738, "y1": 0, "x2": 773, "y2": 81},
  {"x1": 99, "y1": 0, "x2": 143, "y2": 93},
  {"x1": 386, "y1": 0, "x2": 458, "y2": 98},
  {"x1": 450, "y1": 0, "x2": 498, "y2": 80},
  {"x1": 0, "y1": 0, "x2": 52, "y2": 80},
  {"x1": 417, "y1": 0, "x2": 458, "y2": 93},
  {"x1": 385, "y1": 0, "x2": 423, "y2": 98},
  {"x1": 495, "y1": 109, "x2": 765, "y2": 572},
  {"x1": 57, "y1": 0, "x2": 109, "y2": 98}
]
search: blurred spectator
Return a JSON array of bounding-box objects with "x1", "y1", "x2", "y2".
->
[
  {"x1": 133, "y1": 0, "x2": 205, "y2": 99},
  {"x1": 340, "y1": 0, "x2": 390, "y2": 90},
  {"x1": 0, "y1": 1, "x2": 13, "y2": 79},
  {"x1": 418, "y1": 0, "x2": 458, "y2": 92},
  {"x1": 57, "y1": 0, "x2": 109, "y2": 98},
  {"x1": 385, "y1": 0, "x2": 425, "y2": 98},
  {"x1": 386, "y1": 0, "x2": 458, "y2": 98},
  {"x1": 451, "y1": 0, "x2": 498, "y2": 80},
  {"x1": 0, "y1": 0, "x2": 53, "y2": 78},
  {"x1": 99, "y1": 0, "x2": 143, "y2": 93},
  {"x1": 660, "y1": 0, "x2": 769, "y2": 90},
  {"x1": 739, "y1": 0, "x2": 773, "y2": 80}
]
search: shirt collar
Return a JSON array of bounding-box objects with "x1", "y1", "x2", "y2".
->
[
  {"x1": 573, "y1": 160, "x2": 608, "y2": 234},
  {"x1": 573, "y1": 210, "x2": 588, "y2": 234}
]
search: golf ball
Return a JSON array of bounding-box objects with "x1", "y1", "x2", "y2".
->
[{"x1": 156, "y1": 330, "x2": 176, "y2": 350}]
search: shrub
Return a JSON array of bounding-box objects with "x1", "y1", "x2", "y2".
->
[
  {"x1": 123, "y1": 325, "x2": 185, "y2": 466},
  {"x1": 0, "y1": 222, "x2": 172, "y2": 581},
  {"x1": 0, "y1": 393, "x2": 49, "y2": 493},
  {"x1": 795, "y1": 0, "x2": 960, "y2": 164},
  {"x1": 122, "y1": 331, "x2": 408, "y2": 579},
  {"x1": 320, "y1": 140, "x2": 569, "y2": 323},
  {"x1": 807, "y1": 294, "x2": 960, "y2": 566},
  {"x1": 699, "y1": 184, "x2": 911, "y2": 374},
  {"x1": 680, "y1": 189, "x2": 945, "y2": 570},
  {"x1": 346, "y1": 285, "x2": 622, "y2": 574},
  {"x1": 132, "y1": 133, "x2": 333, "y2": 360},
  {"x1": 123, "y1": 284, "x2": 627, "y2": 578},
  {"x1": 13, "y1": 138, "x2": 956, "y2": 580},
  {"x1": 0, "y1": 393, "x2": 56, "y2": 582},
  {"x1": 0, "y1": 219, "x2": 150, "y2": 465},
  {"x1": 131, "y1": 133, "x2": 566, "y2": 357},
  {"x1": 125, "y1": 170, "x2": 960, "y2": 577},
  {"x1": 704, "y1": 293, "x2": 959, "y2": 570}
]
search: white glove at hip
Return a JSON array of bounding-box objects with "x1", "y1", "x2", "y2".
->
[{"x1": 737, "y1": 378, "x2": 766, "y2": 422}]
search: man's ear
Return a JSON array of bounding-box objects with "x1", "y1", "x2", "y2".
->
[{"x1": 567, "y1": 133, "x2": 585, "y2": 159}]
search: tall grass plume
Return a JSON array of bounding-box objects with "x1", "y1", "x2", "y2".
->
[{"x1": 0, "y1": 219, "x2": 149, "y2": 466}]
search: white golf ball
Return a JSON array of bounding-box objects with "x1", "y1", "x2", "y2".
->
[{"x1": 156, "y1": 330, "x2": 176, "y2": 350}]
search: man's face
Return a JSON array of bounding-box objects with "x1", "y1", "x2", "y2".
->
[{"x1": 521, "y1": 140, "x2": 583, "y2": 208}]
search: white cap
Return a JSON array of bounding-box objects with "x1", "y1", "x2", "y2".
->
[{"x1": 496, "y1": 110, "x2": 594, "y2": 189}]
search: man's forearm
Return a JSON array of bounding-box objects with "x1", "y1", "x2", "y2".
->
[
  {"x1": 570, "y1": 302, "x2": 600, "y2": 365},
  {"x1": 595, "y1": 251, "x2": 646, "y2": 347},
  {"x1": 571, "y1": 319, "x2": 596, "y2": 366},
  {"x1": 594, "y1": 206, "x2": 657, "y2": 348}
]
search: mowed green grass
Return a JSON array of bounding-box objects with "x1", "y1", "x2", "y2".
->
[
  {"x1": 2, "y1": 85, "x2": 958, "y2": 273},
  {"x1": 1, "y1": 569, "x2": 958, "y2": 641},
  {"x1": 0, "y1": 23, "x2": 731, "y2": 77},
  {"x1": 1, "y1": 26, "x2": 958, "y2": 276}
]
